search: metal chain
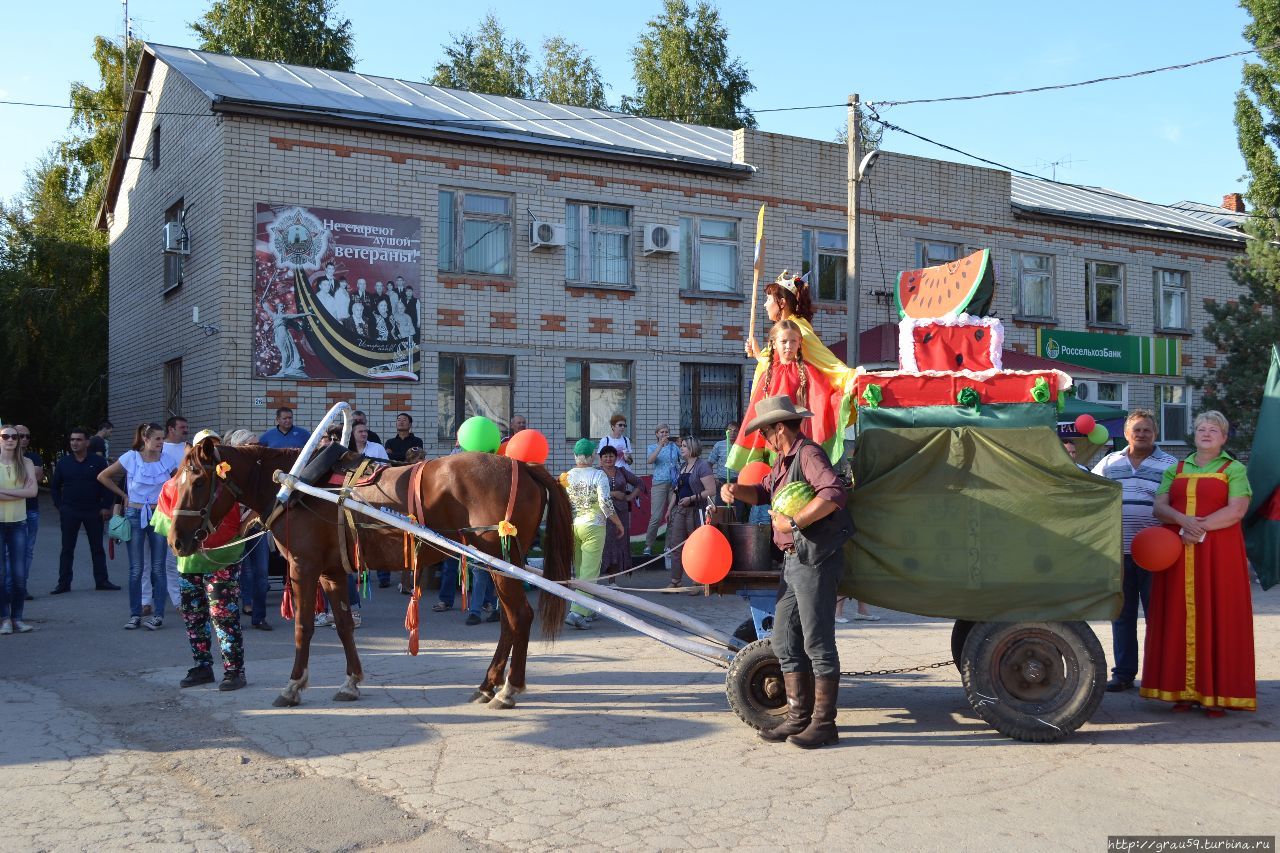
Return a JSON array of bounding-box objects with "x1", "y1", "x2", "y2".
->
[{"x1": 840, "y1": 659, "x2": 954, "y2": 678}]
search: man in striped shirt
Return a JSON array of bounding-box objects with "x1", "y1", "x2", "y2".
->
[{"x1": 1091, "y1": 409, "x2": 1176, "y2": 693}]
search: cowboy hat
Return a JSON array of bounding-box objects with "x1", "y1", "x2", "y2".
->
[{"x1": 742, "y1": 395, "x2": 813, "y2": 435}]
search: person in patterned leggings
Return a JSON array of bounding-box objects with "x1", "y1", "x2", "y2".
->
[{"x1": 178, "y1": 566, "x2": 246, "y2": 691}]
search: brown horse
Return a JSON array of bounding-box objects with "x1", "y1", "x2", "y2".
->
[{"x1": 166, "y1": 442, "x2": 572, "y2": 708}]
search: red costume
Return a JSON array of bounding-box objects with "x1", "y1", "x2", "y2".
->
[{"x1": 1140, "y1": 461, "x2": 1256, "y2": 711}]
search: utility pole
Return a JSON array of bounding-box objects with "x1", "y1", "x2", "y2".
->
[{"x1": 845, "y1": 93, "x2": 861, "y2": 367}]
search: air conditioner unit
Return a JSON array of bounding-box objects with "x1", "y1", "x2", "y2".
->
[
  {"x1": 529, "y1": 219, "x2": 566, "y2": 250},
  {"x1": 1074, "y1": 380, "x2": 1098, "y2": 402},
  {"x1": 162, "y1": 221, "x2": 189, "y2": 255},
  {"x1": 643, "y1": 223, "x2": 679, "y2": 255}
]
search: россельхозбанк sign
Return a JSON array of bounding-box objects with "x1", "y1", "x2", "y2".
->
[{"x1": 1036, "y1": 329, "x2": 1182, "y2": 376}]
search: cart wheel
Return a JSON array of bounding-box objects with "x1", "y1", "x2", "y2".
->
[
  {"x1": 725, "y1": 638, "x2": 788, "y2": 730},
  {"x1": 960, "y1": 621, "x2": 1105, "y2": 743},
  {"x1": 732, "y1": 618, "x2": 758, "y2": 644},
  {"x1": 951, "y1": 620, "x2": 975, "y2": 672}
]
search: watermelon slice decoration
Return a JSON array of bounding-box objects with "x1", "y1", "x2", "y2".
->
[
  {"x1": 773, "y1": 481, "x2": 817, "y2": 517},
  {"x1": 895, "y1": 249, "x2": 995, "y2": 319}
]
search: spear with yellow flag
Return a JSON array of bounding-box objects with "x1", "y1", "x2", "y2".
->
[{"x1": 747, "y1": 204, "x2": 766, "y2": 352}]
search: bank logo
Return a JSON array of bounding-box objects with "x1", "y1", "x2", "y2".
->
[
  {"x1": 1046, "y1": 338, "x2": 1060, "y2": 359},
  {"x1": 268, "y1": 207, "x2": 329, "y2": 269}
]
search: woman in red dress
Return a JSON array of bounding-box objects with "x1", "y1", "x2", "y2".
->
[{"x1": 1144, "y1": 410, "x2": 1255, "y2": 715}]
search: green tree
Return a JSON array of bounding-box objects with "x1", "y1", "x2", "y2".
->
[
  {"x1": 66, "y1": 36, "x2": 144, "y2": 211},
  {"x1": 1197, "y1": 0, "x2": 1280, "y2": 447},
  {"x1": 431, "y1": 14, "x2": 533, "y2": 98},
  {"x1": 189, "y1": 0, "x2": 355, "y2": 71},
  {"x1": 536, "y1": 37, "x2": 608, "y2": 109},
  {"x1": 622, "y1": 0, "x2": 755, "y2": 129}
]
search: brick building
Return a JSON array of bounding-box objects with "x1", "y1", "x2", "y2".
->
[{"x1": 98, "y1": 44, "x2": 1247, "y2": 470}]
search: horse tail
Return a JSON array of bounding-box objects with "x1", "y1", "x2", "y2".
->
[{"x1": 525, "y1": 463, "x2": 571, "y2": 639}]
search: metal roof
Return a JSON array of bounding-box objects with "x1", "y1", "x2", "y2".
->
[
  {"x1": 1010, "y1": 175, "x2": 1246, "y2": 244},
  {"x1": 146, "y1": 43, "x2": 743, "y2": 173},
  {"x1": 1169, "y1": 200, "x2": 1248, "y2": 231}
]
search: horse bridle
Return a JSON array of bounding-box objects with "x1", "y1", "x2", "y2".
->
[{"x1": 172, "y1": 443, "x2": 246, "y2": 542}]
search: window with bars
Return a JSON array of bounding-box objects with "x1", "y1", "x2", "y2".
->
[
  {"x1": 438, "y1": 190, "x2": 513, "y2": 276},
  {"x1": 679, "y1": 216, "x2": 739, "y2": 293},
  {"x1": 566, "y1": 202, "x2": 631, "y2": 285},
  {"x1": 163, "y1": 358, "x2": 182, "y2": 421},
  {"x1": 1086, "y1": 261, "x2": 1126, "y2": 325},
  {"x1": 566, "y1": 360, "x2": 633, "y2": 441},
  {"x1": 437, "y1": 354, "x2": 514, "y2": 441},
  {"x1": 680, "y1": 363, "x2": 742, "y2": 441},
  {"x1": 1013, "y1": 251, "x2": 1054, "y2": 319},
  {"x1": 800, "y1": 228, "x2": 847, "y2": 301},
  {"x1": 1155, "y1": 268, "x2": 1189, "y2": 330}
]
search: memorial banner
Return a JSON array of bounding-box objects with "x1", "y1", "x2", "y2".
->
[{"x1": 254, "y1": 204, "x2": 422, "y2": 381}]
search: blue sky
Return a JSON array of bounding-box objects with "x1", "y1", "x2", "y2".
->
[{"x1": 0, "y1": 1, "x2": 1254, "y2": 209}]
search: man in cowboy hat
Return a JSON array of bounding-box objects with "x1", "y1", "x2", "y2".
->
[{"x1": 721, "y1": 395, "x2": 853, "y2": 748}]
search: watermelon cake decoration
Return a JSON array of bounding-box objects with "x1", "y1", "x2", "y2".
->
[
  {"x1": 898, "y1": 314, "x2": 1004, "y2": 373},
  {"x1": 895, "y1": 248, "x2": 995, "y2": 319}
]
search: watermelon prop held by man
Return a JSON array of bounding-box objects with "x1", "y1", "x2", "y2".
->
[
  {"x1": 772, "y1": 481, "x2": 817, "y2": 518},
  {"x1": 896, "y1": 249, "x2": 995, "y2": 319}
]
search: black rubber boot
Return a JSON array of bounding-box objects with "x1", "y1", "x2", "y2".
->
[
  {"x1": 788, "y1": 676, "x2": 840, "y2": 748},
  {"x1": 758, "y1": 672, "x2": 814, "y2": 742}
]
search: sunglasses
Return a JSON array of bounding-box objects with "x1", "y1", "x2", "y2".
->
[{"x1": 0, "y1": 434, "x2": 17, "y2": 440}]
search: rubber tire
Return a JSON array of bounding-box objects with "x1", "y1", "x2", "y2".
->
[
  {"x1": 951, "y1": 620, "x2": 975, "y2": 672},
  {"x1": 960, "y1": 621, "x2": 1106, "y2": 743},
  {"x1": 732, "y1": 618, "x2": 758, "y2": 644},
  {"x1": 725, "y1": 638, "x2": 788, "y2": 730}
]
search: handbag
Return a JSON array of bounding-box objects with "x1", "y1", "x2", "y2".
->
[{"x1": 108, "y1": 513, "x2": 132, "y2": 543}]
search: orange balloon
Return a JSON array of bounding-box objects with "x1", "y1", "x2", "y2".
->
[
  {"x1": 497, "y1": 440, "x2": 508, "y2": 456},
  {"x1": 683, "y1": 525, "x2": 733, "y2": 585},
  {"x1": 1132, "y1": 526, "x2": 1183, "y2": 572},
  {"x1": 738, "y1": 460, "x2": 772, "y2": 486},
  {"x1": 505, "y1": 429, "x2": 549, "y2": 464}
]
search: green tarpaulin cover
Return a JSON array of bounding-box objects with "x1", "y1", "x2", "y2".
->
[
  {"x1": 1245, "y1": 345, "x2": 1280, "y2": 591},
  {"x1": 843, "y1": 426, "x2": 1122, "y2": 621}
]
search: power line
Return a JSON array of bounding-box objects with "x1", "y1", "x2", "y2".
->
[
  {"x1": 869, "y1": 43, "x2": 1273, "y2": 108},
  {"x1": 865, "y1": 109, "x2": 1255, "y2": 225}
]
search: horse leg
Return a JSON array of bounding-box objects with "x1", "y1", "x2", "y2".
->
[
  {"x1": 488, "y1": 575, "x2": 532, "y2": 710},
  {"x1": 322, "y1": 571, "x2": 364, "y2": 702},
  {"x1": 274, "y1": 566, "x2": 313, "y2": 707}
]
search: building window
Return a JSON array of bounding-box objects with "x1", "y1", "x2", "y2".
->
[
  {"x1": 567, "y1": 202, "x2": 631, "y2": 285},
  {"x1": 800, "y1": 229, "x2": 847, "y2": 301},
  {"x1": 1013, "y1": 252, "x2": 1054, "y2": 319},
  {"x1": 1086, "y1": 261, "x2": 1125, "y2": 325},
  {"x1": 163, "y1": 358, "x2": 182, "y2": 420},
  {"x1": 1157, "y1": 384, "x2": 1191, "y2": 443},
  {"x1": 438, "y1": 190, "x2": 513, "y2": 276},
  {"x1": 1155, "y1": 269, "x2": 1189, "y2": 330},
  {"x1": 150, "y1": 126, "x2": 160, "y2": 170},
  {"x1": 915, "y1": 239, "x2": 963, "y2": 267},
  {"x1": 566, "y1": 360, "x2": 633, "y2": 441},
  {"x1": 680, "y1": 216, "x2": 739, "y2": 293},
  {"x1": 163, "y1": 200, "x2": 184, "y2": 293},
  {"x1": 680, "y1": 363, "x2": 741, "y2": 441},
  {"x1": 437, "y1": 354, "x2": 514, "y2": 441},
  {"x1": 1095, "y1": 381, "x2": 1127, "y2": 408}
]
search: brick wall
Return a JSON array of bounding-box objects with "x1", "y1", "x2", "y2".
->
[{"x1": 107, "y1": 64, "x2": 1245, "y2": 470}]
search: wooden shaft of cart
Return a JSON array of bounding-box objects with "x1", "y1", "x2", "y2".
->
[{"x1": 273, "y1": 472, "x2": 738, "y2": 664}]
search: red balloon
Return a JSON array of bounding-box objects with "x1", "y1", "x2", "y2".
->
[
  {"x1": 1074, "y1": 414, "x2": 1096, "y2": 435},
  {"x1": 738, "y1": 460, "x2": 772, "y2": 486},
  {"x1": 505, "y1": 429, "x2": 549, "y2": 464},
  {"x1": 1131, "y1": 526, "x2": 1183, "y2": 572},
  {"x1": 497, "y1": 440, "x2": 508, "y2": 456},
  {"x1": 683, "y1": 525, "x2": 733, "y2": 585}
]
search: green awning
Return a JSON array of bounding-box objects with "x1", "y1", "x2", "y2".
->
[{"x1": 1057, "y1": 394, "x2": 1127, "y2": 424}]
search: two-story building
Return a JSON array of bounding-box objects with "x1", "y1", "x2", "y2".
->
[{"x1": 98, "y1": 43, "x2": 1247, "y2": 470}]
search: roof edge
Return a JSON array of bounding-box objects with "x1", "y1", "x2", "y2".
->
[
  {"x1": 1011, "y1": 204, "x2": 1247, "y2": 250},
  {"x1": 96, "y1": 47, "x2": 158, "y2": 230}
]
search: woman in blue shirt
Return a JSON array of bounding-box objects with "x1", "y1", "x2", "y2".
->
[{"x1": 644, "y1": 424, "x2": 681, "y2": 557}]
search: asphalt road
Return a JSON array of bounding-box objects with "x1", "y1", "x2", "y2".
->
[{"x1": 2, "y1": 493, "x2": 1276, "y2": 852}]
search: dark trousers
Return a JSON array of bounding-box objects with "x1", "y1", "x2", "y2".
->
[
  {"x1": 773, "y1": 548, "x2": 843, "y2": 678},
  {"x1": 58, "y1": 507, "x2": 109, "y2": 588},
  {"x1": 1111, "y1": 555, "x2": 1151, "y2": 682}
]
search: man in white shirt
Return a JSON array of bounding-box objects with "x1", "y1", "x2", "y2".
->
[{"x1": 1091, "y1": 410, "x2": 1177, "y2": 692}]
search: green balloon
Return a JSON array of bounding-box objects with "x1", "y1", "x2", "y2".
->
[
  {"x1": 458, "y1": 416, "x2": 501, "y2": 452},
  {"x1": 1087, "y1": 424, "x2": 1110, "y2": 445}
]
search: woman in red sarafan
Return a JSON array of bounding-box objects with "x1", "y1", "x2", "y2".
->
[{"x1": 1143, "y1": 410, "x2": 1255, "y2": 715}]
